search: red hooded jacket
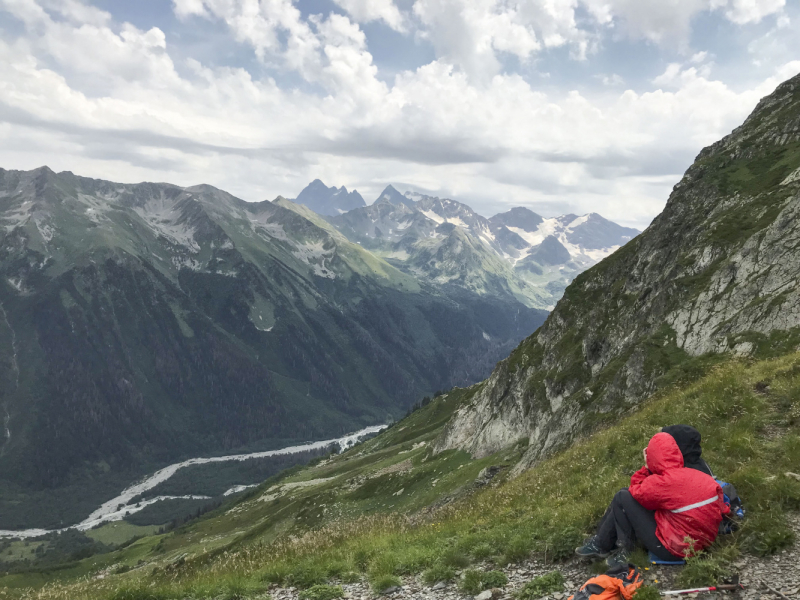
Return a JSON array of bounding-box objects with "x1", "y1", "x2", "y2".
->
[{"x1": 629, "y1": 432, "x2": 728, "y2": 558}]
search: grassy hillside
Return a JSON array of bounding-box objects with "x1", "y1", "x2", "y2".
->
[{"x1": 7, "y1": 352, "x2": 799, "y2": 599}]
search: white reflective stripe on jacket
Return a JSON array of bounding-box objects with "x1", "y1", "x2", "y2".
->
[{"x1": 670, "y1": 495, "x2": 719, "y2": 514}]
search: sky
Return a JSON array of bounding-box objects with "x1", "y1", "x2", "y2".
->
[{"x1": 0, "y1": 0, "x2": 798, "y2": 228}]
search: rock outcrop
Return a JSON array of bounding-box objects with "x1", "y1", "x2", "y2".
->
[{"x1": 435, "y1": 71, "x2": 800, "y2": 471}]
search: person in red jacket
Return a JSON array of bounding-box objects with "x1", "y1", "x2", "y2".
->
[{"x1": 576, "y1": 431, "x2": 728, "y2": 567}]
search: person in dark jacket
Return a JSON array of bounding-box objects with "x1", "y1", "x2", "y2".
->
[
  {"x1": 661, "y1": 424, "x2": 713, "y2": 477},
  {"x1": 576, "y1": 432, "x2": 728, "y2": 567}
]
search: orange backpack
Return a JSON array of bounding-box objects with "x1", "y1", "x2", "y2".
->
[{"x1": 568, "y1": 565, "x2": 644, "y2": 600}]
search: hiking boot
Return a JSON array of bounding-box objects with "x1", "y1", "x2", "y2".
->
[
  {"x1": 605, "y1": 548, "x2": 632, "y2": 569},
  {"x1": 575, "y1": 537, "x2": 611, "y2": 559}
]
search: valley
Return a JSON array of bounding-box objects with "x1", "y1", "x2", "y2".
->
[
  {"x1": 0, "y1": 169, "x2": 548, "y2": 530},
  {"x1": 0, "y1": 425, "x2": 384, "y2": 539},
  {"x1": 0, "y1": 162, "x2": 633, "y2": 532}
]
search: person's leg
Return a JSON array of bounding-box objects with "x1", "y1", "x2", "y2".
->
[
  {"x1": 612, "y1": 490, "x2": 676, "y2": 561},
  {"x1": 576, "y1": 498, "x2": 618, "y2": 558},
  {"x1": 593, "y1": 505, "x2": 617, "y2": 552}
]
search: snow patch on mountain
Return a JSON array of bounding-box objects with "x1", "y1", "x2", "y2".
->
[
  {"x1": 34, "y1": 219, "x2": 54, "y2": 243},
  {"x1": 291, "y1": 240, "x2": 336, "y2": 278},
  {"x1": 421, "y1": 209, "x2": 444, "y2": 224},
  {"x1": 321, "y1": 184, "x2": 639, "y2": 309},
  {"x1": 134, "y1": 202, "x2": 200, "y2": 253}
]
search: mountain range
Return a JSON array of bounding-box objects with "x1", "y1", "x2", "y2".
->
[
  {"x1": 0, "y1": 161, "x2": 638, "y2": 529},
  {"x1": 0, "y1": 169, "x2": 549, "y2": 528},
  {"x1": 315, "y1": 183, "x2": 639, "y2": 309}
]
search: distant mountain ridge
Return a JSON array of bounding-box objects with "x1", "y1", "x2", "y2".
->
[
  {"x1": 323, "y1": 186, "x2": 639, "y2": 309},
  {"x1": 295, "y1": 179, "x2": 366, "y2": 216}
]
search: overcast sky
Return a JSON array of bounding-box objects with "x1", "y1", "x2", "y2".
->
[{"x1": 1, "y1": 0, "x2": 798, "y2": 228}]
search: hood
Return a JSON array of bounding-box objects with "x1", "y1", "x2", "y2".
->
[
  {"x1": 662, "y1": 424, "x2": 703, "y2": 466},
  {"x1": 646, "y1": 432, "x2": 684, "y2": 475}
]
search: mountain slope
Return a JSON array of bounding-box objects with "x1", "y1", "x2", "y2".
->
[
  {"x1": 0, "y1": 168, "x2": 546, "y2": 529},
  {"x1": 5, "y1": 350, "x2": 798, "y2": 598},
  {"x1": 435, "y1": 71, "x2": 800, "y2": 470}
]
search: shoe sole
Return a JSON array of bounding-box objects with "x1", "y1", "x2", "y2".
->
[{"x1": 575, "y1": 548, "x2": 611, "y2": 559}]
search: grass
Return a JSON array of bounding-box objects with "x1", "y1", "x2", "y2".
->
[
  {"x1": 633, "y1": 586, "x2": 661, "y2": 600},
  {"x1": 458, "y1": 569, "x2": 508, "y2": 594},
  {"x1": 677, "y1": 548, "x2": 735, "y2": 587},
  {"x1": 298, "y1": 584, "x2": 343, "y2": 600},
  {"x1": 459, "y1": 569, "x2": 484, "y2": 595},
  {"x1": 421, "y1": 564, "x2": 455, "y2": 585},
  {"x1": 480, "y1": 570, "x2": 508, "y2": 589},
  {"x1": 7, "y1": 352, "x2": 800, "y2": 599},
  {"x1": 514, "y1": 571, "x2": 564, "y2": 599},
  {"x1": 85, "y1": 523, "x2": 160, "y2": 547},
  {"x1": 369, "y1": 574, "x2": 401, "y2": 592}
]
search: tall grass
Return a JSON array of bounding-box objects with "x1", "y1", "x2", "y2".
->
[{"x1": 16, "y1": 354, "x2": 800, "y2": 600}]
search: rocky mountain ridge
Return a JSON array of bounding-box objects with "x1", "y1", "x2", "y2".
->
[
  {"x1": 327, "y1": 188, "x2": 638, "y2": 309},
  {"x1": 295, "y1": 179, "x2": 367, "y2": 216},
  {"x1": 435, "y1": 71, "x2": 800, "y2": 471}
]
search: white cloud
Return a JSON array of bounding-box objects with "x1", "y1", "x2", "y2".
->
[
  {"x1": 721, "y1": 0, "x2": 785, "y2": 24},
  {"x1": 407, "y1": 0, "x2": 787, "y2": 78},
  {"x1": 172, "y1": 0, "x2": 208, "y2": 19},
  {"x1": 0, "y1": 0, "x2": 797, "y2": 231},
  {"x1": 412, "y1": 0, "x2": 585, "y2": 79},
  {"x1": 600, "y1": 73, "x2": 625, "y2": 86},
  {"x1": 331, "y1": 0, "x2": 406, "y2": 31},
  {"x1": 167, "y1": 0, "x2": 387, "y2": 99}
]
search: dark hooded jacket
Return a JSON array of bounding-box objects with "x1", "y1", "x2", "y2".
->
[{"x1": 661, "y1": 425, "x2": 713, "y2": 477}]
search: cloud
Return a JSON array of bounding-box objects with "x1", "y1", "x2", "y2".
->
[
  {"x1": 172, "y1": 0, "x2": 208, "y2": 19},
  {"x1": 721, "y1": 0, "x2": 785, "y2": 24},
  {"x1": 411, "y1": 0, "x2": 579, "y2": 79},
  {"x1": 0, "y1": 0, "x2": 796, "y2": 230},
  {"x1": 331, "y1": 0, "x2": 406, "y2": 31},
  {"x1": 407, "y1": 0, "x2": 787, "y2": 79}
]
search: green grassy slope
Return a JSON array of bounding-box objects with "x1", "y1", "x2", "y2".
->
[{"x1": 8, "y1": 352, "x2": 799, "y2": 599}]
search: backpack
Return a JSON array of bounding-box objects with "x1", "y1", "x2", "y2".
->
[
  {"x1": 568, "y1": 564, "x2": 643, "y2": 600},
  {"x1": 716, "y1": 479, "x2": 745, "y2": 534}
]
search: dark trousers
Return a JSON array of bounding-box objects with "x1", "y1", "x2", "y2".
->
[{"x1": 595, "y1": 489, "x2": 676, "y2": 561}]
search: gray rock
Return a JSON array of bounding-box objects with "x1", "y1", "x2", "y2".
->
[
  {"x1": 381, "y1": 586, "x2": 401, "y2": 595},
  {"x1": 432, "y1": 72, "x2": 800, "y2": 474}
]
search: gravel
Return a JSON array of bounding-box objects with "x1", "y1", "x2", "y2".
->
[{"x1": 267, "y1": 514, "x2": 800, "y2": 600}]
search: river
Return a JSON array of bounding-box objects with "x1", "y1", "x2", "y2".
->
[{"x1": 0, "y1": 424, "x2": 387, "y2": 539}]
